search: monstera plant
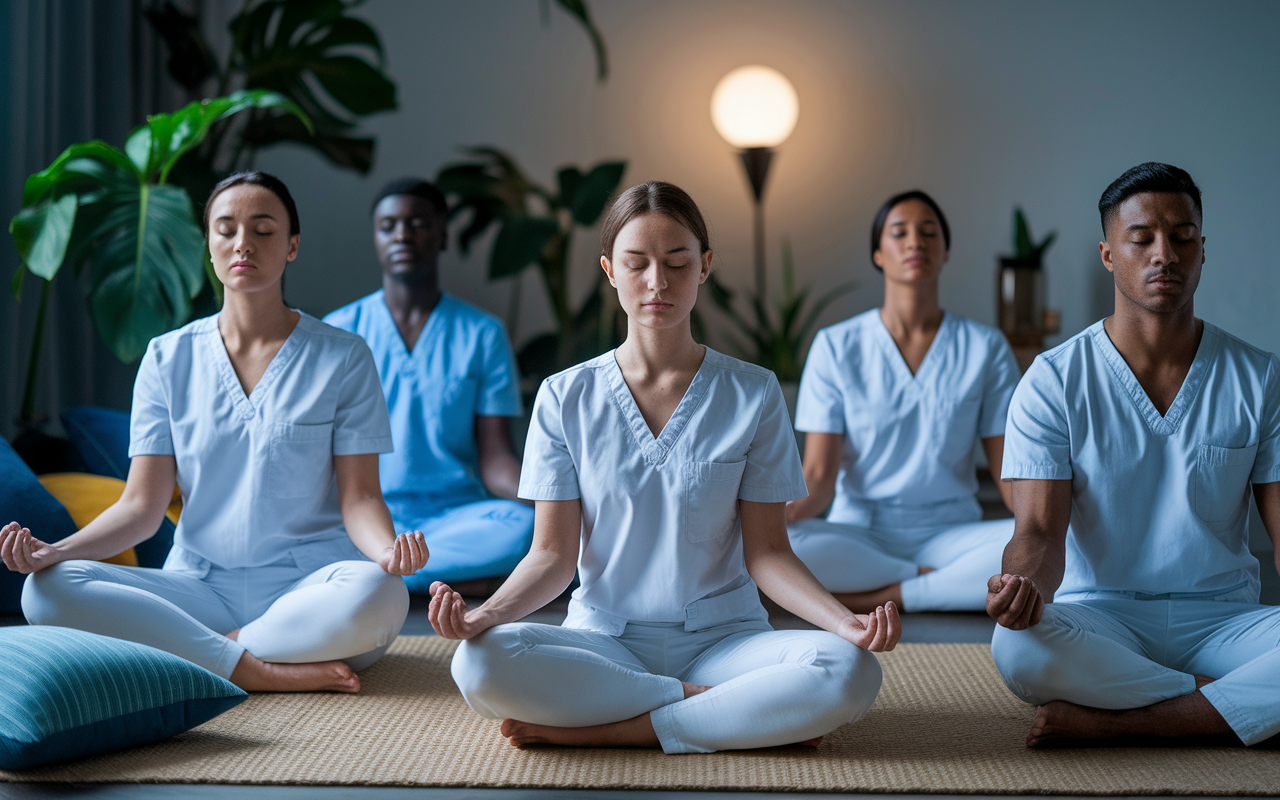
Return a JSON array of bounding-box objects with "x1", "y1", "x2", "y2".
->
[
  {"x1": 9, "y1": 90, "x2": 310, "y2": 422},
  {"x1": 436, "y1": 147, "x2": 626, "y2": 382}
]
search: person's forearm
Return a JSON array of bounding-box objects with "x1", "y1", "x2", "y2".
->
[
  {"x1": 470, "y1": 547, "x2": 577, "y2": 628},
  {"x1": 786, "y1": 485, "x2": 833, "y2": 522},
  {"x1": 51, "y1": 497, "x2": 165, "y2": 563},
  {"x1": 749, "y1": 546, "x2": 858, "y2": 636},
  {"x1": 1000, "y1": 528, "x2": 1065, "y2": 602},
  {"x1": 481, "y1": 454, "x2": 525, "y2": 504},
  {"x1": 342, "y1": 493, "x2": 398, "y2": 562}
]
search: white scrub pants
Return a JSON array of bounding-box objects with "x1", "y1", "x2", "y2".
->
[
  {"x1": 452, "y1": 618, "x2": 882, "y2": 754},
  {"x1": 991, "y1": 597, "x2": 1280, "y2": 745},
  {"x1": 22, "y1": 558, "x2": 409, "y2": 680},
  {"x1": 788, "y1": 517, "x2": 1014, "y2": 611}
]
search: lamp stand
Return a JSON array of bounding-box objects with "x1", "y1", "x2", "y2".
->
[{"x1": 739, "y1": 147, "x2": 774, "y2": 303}]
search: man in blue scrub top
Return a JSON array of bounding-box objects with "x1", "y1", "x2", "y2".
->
[
  {"x1": 326, "y1": 178, "x2": 534, "y2": 595},
  {"x1": 989, "y1": 163, "x2": 1280, "y2": 748}
]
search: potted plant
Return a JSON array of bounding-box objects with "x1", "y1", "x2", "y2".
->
[{"x1": 996, "y1": 207, "x2": 1057, "y2": 347}]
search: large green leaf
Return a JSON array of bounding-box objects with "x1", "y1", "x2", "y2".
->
[
  {"x1": 21, "y1": 142, "x2": 139, "y2": 206},
  {"x1": 85, "y1": 184, "x2": 207, "y2": 363},
  {"x1": 490, "y1": 216, "x2": 559, "y2": 279},
  {"x1": 569, "y1": 161, "x2": 626, "y2": 226},
  {"x1": 10, "y1": 194, "x2": 77, "y2": 286},
  {"x1": 551, "y1": 0, "x2": 609, "y2": 81}
]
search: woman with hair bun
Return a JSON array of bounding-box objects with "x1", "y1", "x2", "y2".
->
[
  {"x1": 787, "y1": 190, "x2": 1019, "y2": 613},
  {"x1": 5, "y1": 171, "x2": 427, "y2": 693},
  {"x1": 430, "y1": 180, "x2": 898, "y2": 754}
]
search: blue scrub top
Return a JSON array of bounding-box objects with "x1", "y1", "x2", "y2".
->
[
  {"x1": 795, "y1": 309, "x2": 1020, "y2": 528},
  {"x1": 1003, "y1": 320, "x2": 1280, "y2": 602},
  {"x1": 325, "y1": 291, "x2": 522, "y2": 526}
]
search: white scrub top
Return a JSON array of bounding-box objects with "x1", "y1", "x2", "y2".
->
[
  {"x1": 325, "y1": 291, "x2": 521, "y2": 524},
  {"x1": 129, "y1": 313, "x2": 394, "y2": 572},
  {"x1": 519, "y1": 348, "x2": 808, "y2": 635},
  {"x1": 795, "y1": 309, "x2": 1020, "y2": 528},
  {"x1": 1003, "y1": 320, "x2": 1280, "y2": 602}
]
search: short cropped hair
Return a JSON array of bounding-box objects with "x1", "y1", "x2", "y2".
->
[
  {"x1": 204, "y1": 171, "x2": 300, "y2": 237},
  {"x1": 1098, "y1": 162, "x2": 1202, "y2": 236},
  {"x1": 600, "y1": 181, "x2": 710, "y2": 259},
  {"x1": 870, "y1": 190, "x2": 950, "y2": 271},
  {"x1": 371, "y1": 177, "x2": 448, "y2": 220}
]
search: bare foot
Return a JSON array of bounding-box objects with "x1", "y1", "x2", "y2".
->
[
  {"x1": 1026, "y1": 692, "x2": 1237, "y2": 748},
  {"x1": 682, "y1": 681, "x2": 711, "y2": 699},
  {"x1": 225, "y1": 628, "x2": 240, "y2": 641},
  {"x1": 1026, "y1": 700, "x2": 1122, "y2": 747},
  {"x1": 918, "y1": 565, "x2": 936, "y2": 576},
  {"x1": 229, "y1": 651, "x2": 361, "y2": 693},
  {"x1": 500, "y1": 714, "x2": 659, "y2": 748},
  {"x1": 834, "y1": 583, "x2": 904, "y2": 614}
]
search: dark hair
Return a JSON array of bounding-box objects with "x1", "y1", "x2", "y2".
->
[
  {"x1": 1098, "y1": 162, "x2": 1202, "y2": 236},
  {"x1": 870, "y1": 190, "x2": 950, "y2": 271},
  {"x1": 370, "y1": 177, "x2": 448, "y2": 220},
  {"x1": 203, "y1": 171, "x2": 300, "y2": 237},
  {"x1": 600, "y1": 181, "x2": 710, "y2": 259}
]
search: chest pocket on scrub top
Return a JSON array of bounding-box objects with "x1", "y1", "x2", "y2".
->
[
  {"x1": 683, "y1": 460, "x2": 747, "y2": 543},
  {"x1": 932, "y1": 395, "x2": 981, "y2": 458},
  {"x1": 267, "y1": 422, "x2": 335, "y2": 499},
  {"x1": 1193, "y1": 443, "x2": 1257, "y2": 523}
]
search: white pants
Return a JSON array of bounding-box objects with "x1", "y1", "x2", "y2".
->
[
  {"x1": 22, "y1": 557, "x2": 409, "y2": 680},
  {"x1": 451, "y1": 618, "x2": 882, "y2": 754},
  {"x1": 788, "y1": 517, "x2": 1014, "y2": 611},
  {"x1": 991, "y1": 596, "x2": 1280, "y2": 745}
]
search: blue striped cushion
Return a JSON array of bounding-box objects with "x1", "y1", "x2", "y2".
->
[{"x1": 0, "y1": 626, "x2": 247, "y2": 770}]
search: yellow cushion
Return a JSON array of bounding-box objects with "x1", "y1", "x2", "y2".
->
[{"x1": 36, "y1": 473, "x2": 183, "y2": 568}]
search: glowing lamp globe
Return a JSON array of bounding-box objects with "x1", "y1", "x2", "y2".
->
[{"x1": 710, "y1": 66, "x2": 799, "y2": 149}]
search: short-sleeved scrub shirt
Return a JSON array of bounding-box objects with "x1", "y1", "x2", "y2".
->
[
  {"x1": 129, "y1": 313, "x2": 394, "y2": 572},
  {"x1": 518, "y1": 348, "x2": 809, "y2": 635},
  {"x1": 325, "y1": 291, "x2": 522, "y2": 528},
  {"x1": 1002, "y1": 320, "x2": 1280, "y2": 602},
  {"x1": 795, "y1": 309, "x2": 1021, "y2": 528}
]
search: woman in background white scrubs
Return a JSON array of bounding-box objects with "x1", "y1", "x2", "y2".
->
[
  {"x1": 787, "y1": 191, "x2": 1021, "y2": 612},
  {"x1": 5, "y1": 172, "x2": 427, "y2": 693},
  {"x1": 428, "y1": 181, "x2": 900, "y2": 754}
]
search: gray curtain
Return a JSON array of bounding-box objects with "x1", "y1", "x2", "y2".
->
[{"x1": 0, "y1": 0, "x2": 186, "y2": 443}]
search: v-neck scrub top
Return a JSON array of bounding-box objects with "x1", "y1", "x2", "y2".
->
[
  {"x1": 129, "y1": 313, "x2": 394, "y2": 571},
  {"x1": 518, "y1": 348, "x2": 808, "y2": 634},
  {"x1": 1002, "y1": 321, "x2": 1280, "y2": 601},
  {"x1": 795, "y1": 310, "x2": 1020, "y2": 528},
  {"x1": 324, "y1": 291, "x2": 522, "y2": 524}
]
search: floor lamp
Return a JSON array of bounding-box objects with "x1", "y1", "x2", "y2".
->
[{"x1": 711, "y1": 65, "x2": 799, "y2": 304}]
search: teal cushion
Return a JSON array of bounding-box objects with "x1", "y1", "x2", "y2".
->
[
  {"x1": 0, "y1": 626, "x2": 247, "y2": 770},
  {"x1": 0, "y1": 437, "x2": 78, "y2": 613}
]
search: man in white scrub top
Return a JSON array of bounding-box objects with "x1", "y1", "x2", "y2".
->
[
  {"x1": 989, "y1": 162, "x2": 1280, "y2": 747},
  {"x1": 326, "y1": 179, "x2": 533, "y2": 594}
]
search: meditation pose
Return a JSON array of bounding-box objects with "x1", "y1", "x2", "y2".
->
[
  {"x1": 787, "y1": 191, "x2": 1020, "y2": 612},
  {"x1": 325, "y1": 179, "x2": 532, "y2": 594},
  {"x1": 989, "y1": 162, "x2": 1280, "y2": 747},
  {"x1": 1, "y1": 171, "x2": 427, "y2": 693},
  {"x1": 430, "y1": 181, "x2": 900, "y2": 753}
]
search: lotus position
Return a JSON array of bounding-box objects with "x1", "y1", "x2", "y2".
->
[
  {"x1": 430, "y1": 181, "x2": 899, "y2": 754},
  {"x1": 989, "y1": 162, "x2": 1280, "y2": 747},
  {"x1": 326, "y1": 178, "x2": 532, "y2": 595},
  {"x1": 788, "y1": 191, "x2": 1020, "y2": 612},
  {"x1": 1, "y1": 171, "x2": 427, "y2": 693}
]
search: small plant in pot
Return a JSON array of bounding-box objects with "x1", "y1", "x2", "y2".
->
[{"x1": 996, "y1": 207, "x2": 1059, "y2": 347}]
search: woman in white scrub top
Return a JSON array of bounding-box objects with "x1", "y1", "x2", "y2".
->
[
  {"x1": 787, "y1": 191, "x2": 1021, "y2": 613},
  {"x1": 428, "y1": 181, "x2": 900, "y2": 754},
  {"x1": 5, "y1": 172, "x2": 427, "y2": 693}
]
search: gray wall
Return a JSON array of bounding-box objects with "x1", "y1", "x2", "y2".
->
[
  {"x1": 258, "y1": 0, "x2": 1280, "y2": 360},
  {"x1": 5, "y1": 0, "x2": 1279, "y2": 439}
]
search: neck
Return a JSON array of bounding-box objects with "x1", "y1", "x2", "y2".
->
[
  {"x1": 616, "y1": 319, "x2": 703, "y2": 376},
  {"x1": 880, "y1": 279, "x2": 942, "y2": 333},
  {"x1": 382, "y1": 269, "x2": 441, "y2": 316},
  {"x1": 1105, "y1": 293, "x2": 1200, "y2": 364},
  {"x1": 219, "y1": 285, "x2": 296, "y2": 341}
]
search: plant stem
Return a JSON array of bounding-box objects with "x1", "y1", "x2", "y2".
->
[{"x1": 19, "y1": 279, "x2": 52, "y2": 423}]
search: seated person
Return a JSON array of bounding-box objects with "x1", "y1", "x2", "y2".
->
[
  {"x1": 325, "y1": 179, "x2": 533, "y2": 594},
  {"x1": 429, "y1": 181, "x2": 898, "y2": 754},
  {"x1": 2, "y1": 171, "x2": 426, "y2": 692},
  {"x1": 788, "y1": 190, "x2": 1020, "y2": 612},
  {"x1": 989, "y1": 162, "x2": 1280, "y2": 747}
]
